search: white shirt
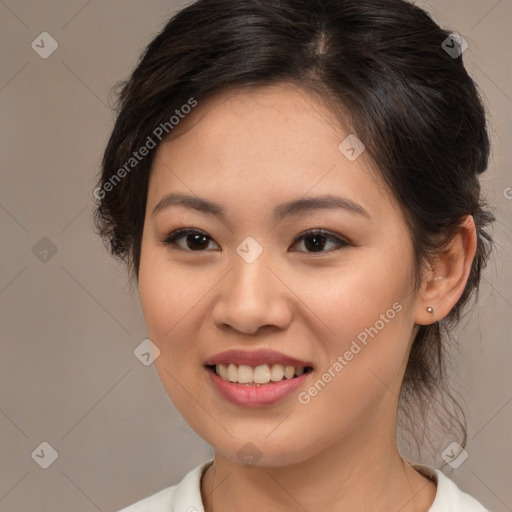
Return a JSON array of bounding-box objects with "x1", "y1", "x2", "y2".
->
[{"x1": 118, "y1": 459, "x2": 489, "y2": 512}]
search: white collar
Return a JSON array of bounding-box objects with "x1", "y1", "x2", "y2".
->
[{"x1": 131, "y1": 459, "x2": 488, "y2": 511}]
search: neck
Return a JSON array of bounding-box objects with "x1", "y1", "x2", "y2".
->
[{"x1": 201, "y1": 420, "x2": 436, "y2": 512}]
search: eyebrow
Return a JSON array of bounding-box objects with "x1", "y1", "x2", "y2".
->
[{"x1": 152, "y1": 192, "x2": 371, "y2": 220}]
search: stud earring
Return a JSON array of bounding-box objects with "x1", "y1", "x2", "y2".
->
[{"x1": 426, "y1": 306, "x2": 434, "y2": 313}]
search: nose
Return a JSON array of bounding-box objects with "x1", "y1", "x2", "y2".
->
[{"x1": 211, "y1": 252, "x2": 293, "y2": 336}]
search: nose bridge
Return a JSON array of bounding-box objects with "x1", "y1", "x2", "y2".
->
[
  {"x1": 213, "y1": 238, "x2": 292, "y2": 334},
  {"x1": 229, "y1": 239, "x2": 275, "y2": 304}
]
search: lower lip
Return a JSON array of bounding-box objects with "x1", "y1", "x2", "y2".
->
[{"x1": 206, "y1": 367, "x2": 311, "y2": 407}]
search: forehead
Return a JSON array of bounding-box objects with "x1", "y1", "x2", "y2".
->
[{"x1": 147, "y1": 84, "x2": 395, "y2": 221}]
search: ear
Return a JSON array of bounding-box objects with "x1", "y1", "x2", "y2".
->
[{"x1": 415, "y1": 215, "x2": 477, "y2": 325}]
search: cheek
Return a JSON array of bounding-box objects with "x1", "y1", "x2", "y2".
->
[
  {"x1": 137, "y1": 249, "x2": 209, "y2": 407},
  {"x1": 138, "y1": 246, "x2": 221, "y2": 393},
  {"x1": 305, "y1": 253, "x2": 413, "y2": 348},
  {"x1": 139, "y1": 247, "x2": 202, "y2": 338},
  {"x1": 298, "y1": 292, "x2": 411, "y2": 440},
  {"x1": 299, "y1": 252, "x2": 414, "y2": 403}
]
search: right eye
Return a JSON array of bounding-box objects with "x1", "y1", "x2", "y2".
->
[{"x1": 161, "y1": 228, "x2": 220, "y2": 252}]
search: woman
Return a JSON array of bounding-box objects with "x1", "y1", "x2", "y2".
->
[{"x1": 93, "y1": 0, "x2": 494, "y2": 510}]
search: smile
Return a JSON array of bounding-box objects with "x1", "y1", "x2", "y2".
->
[
  {"x1": 208, "y1": 363, "x2": 313, "y2": 385},
  {"x1": 205, "y1": 364, "x2": 313, "y2": 407}
]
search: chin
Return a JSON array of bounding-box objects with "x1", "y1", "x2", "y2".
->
[{"x1": 207, "y1": 433, "x2": 317, "y2": 468}]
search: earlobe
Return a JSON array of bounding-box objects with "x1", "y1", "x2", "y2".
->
[
  {"x1": 415, "y1": 304, "x2": 438, "y2": 326},
  {"x1": 414, "y1": 215, "x2": 477, "y2": 326}
]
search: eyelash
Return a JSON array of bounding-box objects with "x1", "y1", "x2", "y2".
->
[{"x1": 160, "y1": 228, "x2": 351, "y2": 254}]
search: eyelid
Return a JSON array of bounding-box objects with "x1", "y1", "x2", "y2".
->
[
  {"x1": 291, "y1": 228, "x2": 351, "y2": 249},
  {"x1": 160, "y1": 228, "x2": 219, "y2": 250},
  {"x1": 160, "y1": 227, "x2": 351, "y2": 253}
]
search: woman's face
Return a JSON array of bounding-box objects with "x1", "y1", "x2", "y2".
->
[{"x1": 138, "y1": 84, "x2": 423, "y2": 467}]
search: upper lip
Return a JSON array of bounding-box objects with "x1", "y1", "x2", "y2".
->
[{"x1": 205, "y1": 349, "x2": 313, "y2": 368}]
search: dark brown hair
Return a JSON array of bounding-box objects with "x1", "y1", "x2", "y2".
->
[{"x1": 93, "y1": 0, "x2": 495, "y2": 459}]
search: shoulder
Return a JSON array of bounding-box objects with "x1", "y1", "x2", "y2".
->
[
  {"x1": 116, "y1": 460, "x2": 214, "y2": 512},
  {"x1": 432, "y1": 469, "x2": 489, "y2": 511},
  {"x1": 412, "y1": 463, "x2": 489, "y2": 512}
]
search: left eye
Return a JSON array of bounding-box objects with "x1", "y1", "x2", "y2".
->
[
  {"x1": 161, "y1": 228, "x2": 350, "y2": 253},
  {"x1": 291, "y1": 229, "x2": 350, "y2": 253}
]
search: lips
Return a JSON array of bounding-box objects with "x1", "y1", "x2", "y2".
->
[
  {"x1": 204, "y1": 349, "x2": 313, "y2": 368},
  {"x1": 204, "y1": 349, "x2": 315, "y2": 406}
]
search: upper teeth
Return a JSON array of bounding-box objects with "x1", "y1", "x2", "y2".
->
[{"x1": 215, "y1": 363, "x2": 305, "y2": 384}]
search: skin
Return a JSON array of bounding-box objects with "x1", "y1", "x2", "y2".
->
[{"x1": 138, "y1": 83, "x2": 477, "y2": 512}]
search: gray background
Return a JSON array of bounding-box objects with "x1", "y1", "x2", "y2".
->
[{"x1": 0, "y1": 1, "x2": 511, "y2": 511}]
